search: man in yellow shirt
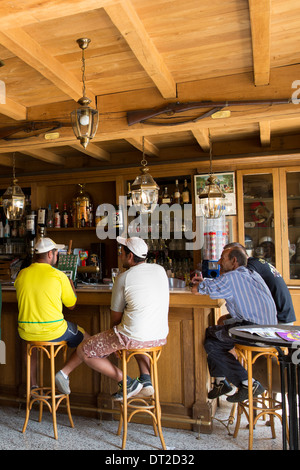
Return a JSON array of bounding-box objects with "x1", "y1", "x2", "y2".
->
[{"x1": 15, "y1": 237, "x2": 89, "y2": 394}]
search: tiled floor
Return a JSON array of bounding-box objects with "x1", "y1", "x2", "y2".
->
[{"x1": 0, "y1": 397, "x2": 284, "y2": 451}]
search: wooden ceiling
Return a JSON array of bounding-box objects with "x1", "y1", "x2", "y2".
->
[{"x1": 0, "y1": 0, "x2": 299, "y2": 177}]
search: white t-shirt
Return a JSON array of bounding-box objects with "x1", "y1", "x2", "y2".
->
[{"x1": 111, "y1": 263, "x2": 169, "y2": 341}]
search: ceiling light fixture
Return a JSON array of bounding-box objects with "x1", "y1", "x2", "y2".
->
[
  {"x1": 71, "y1": 38, "x2": 99, "y2": 149},
  {"x1": 131, "y1": 137, "x2": 160, "y2": 214},
  {"x1": 198, "y1": 138, "x2": 226, "y2": 219},
  {"x1": 3, "y1": 152, "x2": 25, "y2": 221}
]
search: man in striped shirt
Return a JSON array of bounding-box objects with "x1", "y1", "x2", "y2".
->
[{"x1": 192, "y1": 246, "x2": 277, "y2": 402}]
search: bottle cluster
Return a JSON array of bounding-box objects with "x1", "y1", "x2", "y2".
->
[
  {"x1": 147, "y1": 251, "x2": 193, "y2": 285},
  {"x1": 39, "y1": 201, "x2": 94, "y2": 229},
  {"x1": 126, "y1": 178, "x2": 191, "y2": 207}
]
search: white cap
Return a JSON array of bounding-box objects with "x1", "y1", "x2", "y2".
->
[
  {"x1": 117, "y1": 236, "x2": 148, "y2": 259},
  {"x1": 34, "y1": 237, "x2": 65, "y2": 254}
]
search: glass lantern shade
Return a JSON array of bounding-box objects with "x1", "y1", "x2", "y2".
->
[
  {"x1": 70, "y1": 104, "x2": 99, "y2": 149},
  {"x1": 3, "y1": 181, "x2": 25, "y2": 220},
  {"x1": 131, "y1": 167, "x2": 159, "y2": 213},
  {"x1": 198, "y1": 175, "x2": 226, "y2": 219}
]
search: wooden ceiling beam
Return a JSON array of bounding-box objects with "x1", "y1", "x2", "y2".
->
[
  {"x1": 126, "y1": 137, "x2": 160, "y2": 157},
  {"x1": 248, "y1": 0, "x2": 271, "y2": 86},
  {"x1": 70, "y1": 143, "x2": 110, "y2": 161},
  {"x1": 104, "y1": 0, "x2": 176, "y2": 99},
  {"x1": 0, "y1": 27, "x2": 94, "y2": 103},
  {"x1": 192, "y1": 128, "x2": 210, "y2": 152},
  {"x1": 21, "y1": 149, "x2": 65, "y2": 165},
  {"x1": 0, "y1": 96, "x2": 27, "y2": 120},
  {"x1": 259, "y1": 121, "x2": 271, "y2": 147}
]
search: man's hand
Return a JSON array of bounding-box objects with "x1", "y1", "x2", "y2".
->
[{"x1": 190, "y1": 274, "x2": 204, "y2": 294}]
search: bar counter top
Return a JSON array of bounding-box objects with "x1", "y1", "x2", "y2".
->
[{"x1": 1, "y1": 282, "x2": 225, "y2": 308}]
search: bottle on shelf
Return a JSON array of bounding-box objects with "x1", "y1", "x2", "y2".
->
[
  {"x1": 26, "y1": 211, "x2": 37, "y2": 257},
  {"x1": 54, "y1": 203, "x2": 61, "y2": 228},
  {"x1": 37, "y1": 208, "x2": 47, "y2": 228},
  {"x1": 62, "y1": 203, "x2": 69, "y2": 228},
  {"x1": 173, "y1": 179, "x2": 181, "y2": 204},
  {"x1": 11, "y1": 221, "x2": 18, "y2": 238},
  {"x1": 127, "y1": 182, "x2": 132, "y2": 207},
  {"x1": 47, "y1": 204, "x2": 54, "y2": 228},
  {"x1": 80, "y1": 211, "x2": 86, "y2": 228},
  {"x1": 182, "y1": 179, "x2": 191, "y2": 204},
  {"x1": 0, "y1": 216, "x2": 4, "y2": 240},
  {"x1": 88, "y1": 203, "x2": 93, "y2": 227},
  {"x1": 18, "y1": 219, "x2": 26, "y2": 238},
  {"x1": 161, "y1": 187, "x2": 172, "y2": 204},
  {"x1": 4, "y1": 219, "x2": 10, "y2": 238}
]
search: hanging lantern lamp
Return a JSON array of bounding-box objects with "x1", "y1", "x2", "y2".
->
[
  {"x1": 2, "y1": 152, "x2": 25, "y2": 221},
  {"x1": 198, "y1": 139, "x2": 226, "y2": 219},
  {"x1": 131, "y1": 137, "x2": 159, "y2": 214},
  {"x1": 71, "y1": 38, "x2": 99, "y2": 149}
]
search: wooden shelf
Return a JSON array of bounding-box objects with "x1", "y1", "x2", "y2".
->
[{"x1": 46, "y1": 227, "x2": 96, "y2": 232}]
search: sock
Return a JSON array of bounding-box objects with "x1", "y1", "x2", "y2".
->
[
  {"x1": 242, "y1": 379, "x2": 255, "y2": 387},
  {"x1": 139, "y1": 373, "x2": 151, "y2": 381},
  {"x1": 215, "y1": 377, "x2": 225, "y2": 385},
  {"x1": 60, "y1": 370, "x2": 68, "y2": 379}
]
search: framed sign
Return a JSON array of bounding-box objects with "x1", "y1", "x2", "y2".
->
[{"x1": 194, "y1": 172, "x2": 236, "y2": 216}]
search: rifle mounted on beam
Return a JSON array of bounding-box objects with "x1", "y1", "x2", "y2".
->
[{"x1": 127, "y1": 99, "x2": 291, "y2": 126}]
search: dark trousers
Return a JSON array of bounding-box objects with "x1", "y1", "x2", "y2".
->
[{"x1": 204, "y1": 323, "x2": 252, "y2": 387}]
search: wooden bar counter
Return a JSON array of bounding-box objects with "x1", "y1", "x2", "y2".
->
[{"x1": 0, "y1": 285, "x2": 224, "y2": 433}]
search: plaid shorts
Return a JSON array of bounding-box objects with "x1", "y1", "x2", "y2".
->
[{"x1": 82, "y1": 326, "x2": 167, "y2": 358}]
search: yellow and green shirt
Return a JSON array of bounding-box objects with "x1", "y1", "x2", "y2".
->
[{"x1": 15, "y1": 263, "x2": 77, "y2": 341}]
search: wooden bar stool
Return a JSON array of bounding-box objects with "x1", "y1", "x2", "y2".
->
[
  {"x1": 117, "y1": 346, "x2": 166, "y2": 450},
  {"x1": 232, "y1": 344, "x2": 284, "y2": 450},
  {"x1": 22, "y1": 340, "x2": 74, "y2": 440}
]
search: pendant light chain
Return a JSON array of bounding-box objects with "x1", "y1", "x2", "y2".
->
[
  {"x1": 209, "y1": 135, "x2": 213, "y2": 176},
  {"x1": 141, "y1": 136, "x2": 148, "y2": 167},
  {"x1": 81, "y1": 47, "x2": 86, "y2": 99},
  {"x1": 12, "y1": 152, "x2": 16, "y2": 182}
]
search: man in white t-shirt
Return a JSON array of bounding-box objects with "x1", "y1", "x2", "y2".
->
[{"x1": 77, "y1": 236, "x2": 169, "y2": 400}]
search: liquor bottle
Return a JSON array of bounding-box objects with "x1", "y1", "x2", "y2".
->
[
  {"x1": 80, "y1": 212, "x2": 86, "y2": 227},
  {"x1": 113, "y1": 206, "x2": 124, "y2": 236},
  {"x1": 88, "y1": 203, "x2": 93, "y2": 227},
  {"x1": 182, "y1": 179, "x2": 191, "y2": 204},
  {"x1": 37, "y1": 208, "x2": 47, "y2": 227},
  {"x1": 173, "y1": 179, "x2": 181, "y2": 204},
  {"x1": 54, "y1": 203, "x2": 61, "y2": 228},
  {"x1": 161, "y1": 187, "x2": 172, "y2": 204},
  {"x1": 127, "y1": 182, "x2": 132, "y2": 207},
  {"x1": 62, "y1": 203, "x2": 69, "y2": 228},
  {"x1": 0, "y1": 217, "x2": 3, "y2": 239},
  {"x1": 12, "y1": 221, "x2": 18, "y2": 238},
  {"x1": 4, "y1": 219, "x2": 10, "y2": 238},
  {"x1": 26, "y1": 211, "x2": 36, "y2": 240},
  {"x1": 47, "y1": 204, "x2": 54, "y2": 228}
]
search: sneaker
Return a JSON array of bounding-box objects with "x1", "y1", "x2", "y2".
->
[
  {"x1": 227, "y1": 380, "x2": 265, "y2": 403},
  {"x1": 55, "y1": 371, "x2": 71, "y2": 395},
  {"x1": 208, "y1": 379, "x2": 232, "y2": 399},
  {"x1": 112, "y1": 378, "x2": 143, "y2": 401},
  {"x1": 138, "y1": 374, "x2": 154, "y2": 397}
]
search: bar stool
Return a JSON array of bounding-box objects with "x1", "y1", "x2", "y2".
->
[
  {"x1": 116, "y1": 346, "x2": 166, "y2": 450},
  {"x1": 22, "y1": 340, "x2": 74, "y2": 440},
  {"x1": 232, "y1": 344, "x2": 284, "y2": 450}
]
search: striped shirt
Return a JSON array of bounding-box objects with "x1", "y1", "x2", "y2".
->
[{"x1": 197, "y1": 266, "x2": 277, "y2": 325}]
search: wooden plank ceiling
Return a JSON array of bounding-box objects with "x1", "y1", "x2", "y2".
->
[{"x1": 0, "y1": 0, "x2": 299, "y2": 176}]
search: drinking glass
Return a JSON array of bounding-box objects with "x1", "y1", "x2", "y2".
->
[{"x1": 111, "y1": 268, "x2": 120, "y2": 284}]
